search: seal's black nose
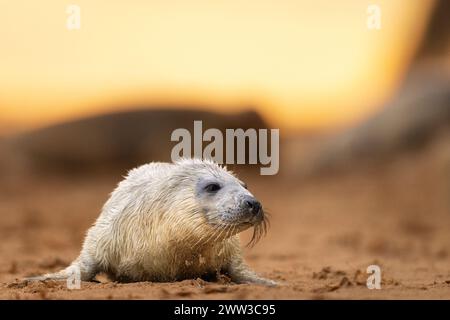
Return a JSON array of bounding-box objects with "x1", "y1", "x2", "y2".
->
[{"x1": 245, "y1": 198, "x2": 262, "y2": 215}]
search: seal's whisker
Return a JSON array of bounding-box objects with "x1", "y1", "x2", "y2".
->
[
  {"x1": 213, "y1": 223, "x2": 227, "y2": 242},
  {"x1": 261, "y1": 211, "x2": 271, "y2": 229},
  {"x1": 191, "y1": 229, "x2": 211, "y2": 249},
  {"x1": 246, "y1": 216, "x2": 269, "y2": 248},
  {"x1": 230, "y1": 224, "x2": 238, "y2": 238},
  {"x1": 178, "y1": 217, "x2": 205, "y2": 245},
  {"x1": 190, "y1": 226, "x2": 210, "y2": 249},
  {"x1": 224, "y1": 225, "x2": 232, "y2": 239},
  {"x1": 208, "y1": 224, "x2": 224, "y2": 242},
  {"x1": 212, "y1": 222, "x2": 231, "y2": 242},
  {"x1": 193, "y1": 222, "x2": 226, "y2": 249},
  {"x1": 228, "y1": 224, "x2": 237, "y2": 238}
]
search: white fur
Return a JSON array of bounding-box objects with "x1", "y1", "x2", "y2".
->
[{"x1": 30, "y1": 159, "x2": 275, "y2": 286}]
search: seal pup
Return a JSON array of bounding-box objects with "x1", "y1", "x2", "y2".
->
[{"x1": 29, "y1": 158, "x2": 276, "y2": 286}]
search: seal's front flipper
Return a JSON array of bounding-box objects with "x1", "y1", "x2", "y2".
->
[{"x1": 227, "y1": 259, "x2": 277, "y2": 287}]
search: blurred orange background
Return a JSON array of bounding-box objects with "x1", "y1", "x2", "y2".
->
[
  {"x1": 1, "y1": 0, "x2": 450, "y2": 300},
  {"x1": 0, "y1": 1, "x2": 436, "y2": 134}
]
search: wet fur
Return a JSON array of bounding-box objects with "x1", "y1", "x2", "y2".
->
[{"x1": 27, "y1": 159, "x2": 276, "y2": 286}]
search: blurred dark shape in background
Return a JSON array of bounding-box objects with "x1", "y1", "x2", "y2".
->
[
  {"x1": 301, "y1": 67, "x2": 450, "y2": 173},
  {"x1": 414, "y1": 0, "x2": 450, "y2": 62},
  {"x1": 0, "y1": 108, "x2": 267, "y2": 176},
  {"x1": 286, "y1": 0, "x2": 450, "y2": 177}
]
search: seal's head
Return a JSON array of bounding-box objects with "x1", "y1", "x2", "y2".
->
[{"x1": 173, "y1": 158, "x2": 268, "y2": 246}]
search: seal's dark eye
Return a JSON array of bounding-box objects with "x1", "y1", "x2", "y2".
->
[{"x1": 204, "y1": 183, "x2": 221, "y2": 193}]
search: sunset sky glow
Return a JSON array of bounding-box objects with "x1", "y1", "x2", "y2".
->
[{"x1": 0, "y1": 0, "x2": 435, "y2": 134}]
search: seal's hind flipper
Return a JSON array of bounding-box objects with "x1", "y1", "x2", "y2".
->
[
  {"x1": 25, "y1": 271, "x2": 69, "y2": 281},
  {"x1": 25, "y1": 257, "x2": 99, "y2": 282}
]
